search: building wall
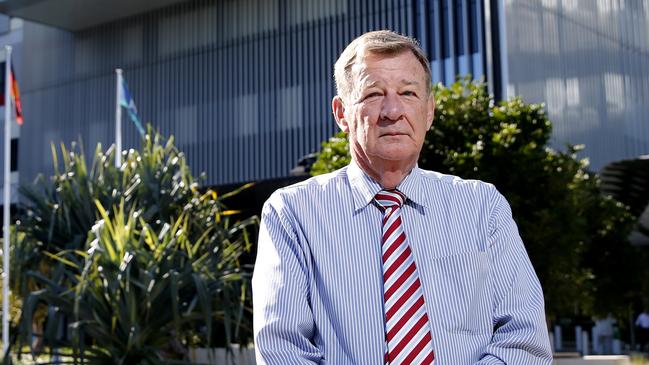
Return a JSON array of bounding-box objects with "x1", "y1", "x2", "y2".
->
[
  {"x1": 17, "y1": 0, "x2": 487, "y2": 185},
  {"x1": 504, "y1": 0, "x2": 649, "y2": 171}
]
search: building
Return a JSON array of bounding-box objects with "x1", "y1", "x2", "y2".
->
[
  {"x1": 503, "y1": 0, "x2": 649, "y2": 172},
  {"x1": 0, "y1": 0, "x2": 647, "y2": 198}
]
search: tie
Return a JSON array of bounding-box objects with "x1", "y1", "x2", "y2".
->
[{"x1": 375, "y1": 190, "x2": 435, "y2": 364}]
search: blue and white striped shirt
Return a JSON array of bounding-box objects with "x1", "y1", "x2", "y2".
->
[{"x1": 253, "y1": 162, "x2": 552, "y2": 364}]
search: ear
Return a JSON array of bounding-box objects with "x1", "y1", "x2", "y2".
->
[
  {"x1": 332, "y1": 95, "x2": 349, "y2": 133},
  {"x1": 425, "y1": 94, "x2": 435, "y2": 130}
]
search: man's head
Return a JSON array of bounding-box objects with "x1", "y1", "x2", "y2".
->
[
  {"x1": 334, "y1": 31, "x2": 432, "y2": 101},
  {"x1": 332, "y1": 30, "x2": 434, "y2": 187}
]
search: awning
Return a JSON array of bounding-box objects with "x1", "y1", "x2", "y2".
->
[
  {"x1": 600, "y1": 155, "x2": 649, "y2": 246},
  {"x1": 0, "y1": 0, "x2": 188, "y2": 31}
]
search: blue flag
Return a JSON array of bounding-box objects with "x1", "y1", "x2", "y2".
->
[{"x1": 119, "y1": 76, "x2": 145, "y2": 136}]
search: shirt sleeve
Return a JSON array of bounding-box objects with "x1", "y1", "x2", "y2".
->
[
  {"x1": 475, "y1": 189, "x2": 553, "y2": 365},
  {"x1": 252, "y1": 194, "x2": 322, "y2": 365}
]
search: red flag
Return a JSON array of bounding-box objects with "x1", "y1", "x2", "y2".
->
[
  {"x1": 0, "y1": 63, "x2": 23, "y2": 125},
  {"x1": 10, "y1": 66, "x2": 22, "y2": 125}
]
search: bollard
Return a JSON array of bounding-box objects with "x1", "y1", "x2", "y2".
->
[
  {"x1": 592, "y1": 327, "x2": 600, "y2": 354},
  {"x1": 549, "y1": 332, "x2": 555, "y2": 352},
  {"x1": 554, "y1": 325, "x2": 562, "y2": 351},
  {"x1": 582, "y1": 330, "x2": 589, "y2": 356},
  {"x1": 575, "y1": 325, "x2": 582, "y2": 352},
  {"x1": 612, "y1": 339, "x2": 622, "y2": 354},
  {"x1": 52, "y1": 348, "x2": 61, "y2": 365}
]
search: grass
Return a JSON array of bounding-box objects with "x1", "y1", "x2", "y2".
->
[
  {"x1": 631, "y1": 353, "x2": 649, "y2": 364},
  {"x1": 0, "y1": 344, "x2": 74, "y2": 365}
]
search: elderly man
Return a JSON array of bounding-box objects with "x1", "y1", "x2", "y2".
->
[{"x1": 253, "y1": 30, "x2": 552, "y2": 364}]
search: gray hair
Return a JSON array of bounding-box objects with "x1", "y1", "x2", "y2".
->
[{"x1": 334, "y1": 30, "x2": 432, "y2": 100}]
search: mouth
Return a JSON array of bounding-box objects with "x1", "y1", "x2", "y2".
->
[{"x1": 380, "y1": 132, "x2": 408, "y2": 137}]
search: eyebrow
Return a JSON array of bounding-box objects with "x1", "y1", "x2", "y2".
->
[
  {"x1": 360, "y1": 80, "x2": 379, "y2": 89},
  {"x1": 361, "y1": 79, "x2": 421, "y2": 88},
  {"x1": 401, "y1": 79, "x2": 420, "y2": 86}
]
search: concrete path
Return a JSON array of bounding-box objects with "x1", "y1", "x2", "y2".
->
[{"x1": 554, "y1": 355, "x2": 631, "y2": 365}]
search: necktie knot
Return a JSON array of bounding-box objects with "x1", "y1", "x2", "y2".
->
[{"x1": 375, "y1": 189, "x2": 406, "y2": 211}]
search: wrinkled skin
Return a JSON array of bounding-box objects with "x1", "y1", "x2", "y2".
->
[{"x1": 332, "y1": 51, "x2": 435, "y2": 189}]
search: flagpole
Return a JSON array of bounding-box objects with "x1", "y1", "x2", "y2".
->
[
  {"x1": 3, "y1": 45, "x2": 12, "y2": 354},
  {"x1": 115, "y1": 68, "x2": 122, "y2": 168}
]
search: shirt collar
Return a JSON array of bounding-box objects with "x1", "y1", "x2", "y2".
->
[{"x1": 346, "y1": 160, "x2": 429, "y2": 212}]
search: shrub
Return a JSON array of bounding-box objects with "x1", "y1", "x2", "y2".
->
[
  {"x1": 11, "y1": 126, "x2": 257, "y2": 363},
  {"x1": 312, "y1": 78, "x2": 641, "y2": 319}
]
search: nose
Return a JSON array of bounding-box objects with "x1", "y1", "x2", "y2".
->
[{"x1": 380, "y1": 91, "x2": 404, "y2": 121}]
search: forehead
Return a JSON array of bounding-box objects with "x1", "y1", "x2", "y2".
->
[{"x1": 350, "y1": 50, "x2": 426, "y2": 87}]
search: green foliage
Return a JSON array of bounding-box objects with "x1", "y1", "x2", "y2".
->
[
  {"x1": 17, "y1": 126, "x2": 200, "y2": 254},
  {"x1": 18, "y1": 200, "x2": 254, "y2": 364},
  {"x1": 312, "y1": 78, "x2": 641, "y2": 318},
  {"x1": 11, "y1": 125, "x2": 257, "y2": 363},
  {"x1": 310, "y1": 134, "x2": 351, "y2": 176}
]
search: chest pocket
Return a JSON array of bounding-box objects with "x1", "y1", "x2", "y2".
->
[{"x1": 423, "y1": 251, "x2": 492, "y2": 335}]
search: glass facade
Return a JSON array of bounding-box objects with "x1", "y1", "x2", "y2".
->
[
  {"x1": 15, "y1": 0, "x2": 489, "y2": 185},
  {"x1": 504, "y1": 0, "x2": 649, "y2": 171}
]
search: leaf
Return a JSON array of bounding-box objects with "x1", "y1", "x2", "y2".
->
[{"x1": 43, "y1": 251, "x2": 81, "y2": 270}]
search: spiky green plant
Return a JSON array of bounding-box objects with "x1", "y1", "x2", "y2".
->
[
  {"x1": 17, "y1": 199, "x2": 255, "y2": 364},
  {"x1": 11, "y1": 125, "x2": 258, "y2": 364},
  {"x1": 17, "y1": 126, "x2": 201, "y2": 254}
]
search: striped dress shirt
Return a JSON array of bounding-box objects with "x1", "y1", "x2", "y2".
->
[{"x1": 252, "y1": 161, "x2": 552, "y2": 364}]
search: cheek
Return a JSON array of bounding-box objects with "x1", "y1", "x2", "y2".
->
[
  {"x1": 411, "y1": 106, "x2": 431, "y2": 133},
  {"x1": 348, "y1": 106, "x2": 380, "y2": 143},
  {"x1": 350, "y1": 110, "x2": 372, "y2": 133}
]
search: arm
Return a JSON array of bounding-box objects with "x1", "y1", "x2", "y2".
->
[
  {"x1": 252, "y1": 196, "x2": 321, "y2": 365},
  {"x1": 475, "y1": 190, "x2": 553, "y2": 365}
]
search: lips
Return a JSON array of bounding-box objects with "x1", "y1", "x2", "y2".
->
[{"x1": 380, "y1": 132, "x2": 408, "y2": 137}]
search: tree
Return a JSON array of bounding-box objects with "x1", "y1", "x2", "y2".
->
[{"x1": 312, "y1": 78, "x2": 644, "y2": 319}]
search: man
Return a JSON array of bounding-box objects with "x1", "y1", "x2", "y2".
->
[{"x1": 253, "y1": 30, "x2": 552, "y2": 364}]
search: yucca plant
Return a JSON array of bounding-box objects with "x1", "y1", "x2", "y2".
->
[
  {"x1": 17, "y1": 199, "x2": 255, "y2": 364},
  {"x1": 10, "y1": 142, "x2": 123, "y2": 355},
  {"x1": 11, "y1": 125, "x2": 258, "y2": 364},
  {"x1": 18, "y1": 125, "x2": 200, "y2": 256}
]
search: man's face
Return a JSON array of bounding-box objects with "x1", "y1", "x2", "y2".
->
[{"x1": 333, "y1": 51, "x2": 434, "y2": 171}]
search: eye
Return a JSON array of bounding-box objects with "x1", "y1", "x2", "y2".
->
[
  {"x1": 401, "y1": 90, "x2": 417, "y2": 97},
  {"x1": 363, "y1": 92, "x2": 382, "y2": 100}
]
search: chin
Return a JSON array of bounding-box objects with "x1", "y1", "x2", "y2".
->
[
  {"x1": 380, "y1": 143, "x2": 414, "y2": 154},
  {"x1": 377, "y1": 150, "x2": 417, "y2": 162}
]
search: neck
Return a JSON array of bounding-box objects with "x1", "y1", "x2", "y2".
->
[{"x1": 354, "y1": 156, "x2": 416, "y2": 190}]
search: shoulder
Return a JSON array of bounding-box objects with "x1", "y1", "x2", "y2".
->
[
  {"x1": 264, "y1": 167, "x2": 350, "y2": 209},
  {"x1": 417, "y1": 168, "x2": 499, "y2": 198},
  {"x1": 415, "y1": 168, "x2": 508, "y2": 226}
]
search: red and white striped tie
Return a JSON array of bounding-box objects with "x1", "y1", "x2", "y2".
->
[{"x1": 375, "y1": 190, "x2": 435, "y2": 365}]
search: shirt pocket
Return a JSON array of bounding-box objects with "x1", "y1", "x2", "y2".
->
[{"x1": 423, "y1": 251, "x2": 492, "y2": 335}]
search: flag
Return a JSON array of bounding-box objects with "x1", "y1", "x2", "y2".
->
[
  {"x1": 0, "y1": 62, "x2": 23, "y2": 125},
  {"x1": 119, "y1": 75, "x2": 145, "y2": 135}
]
